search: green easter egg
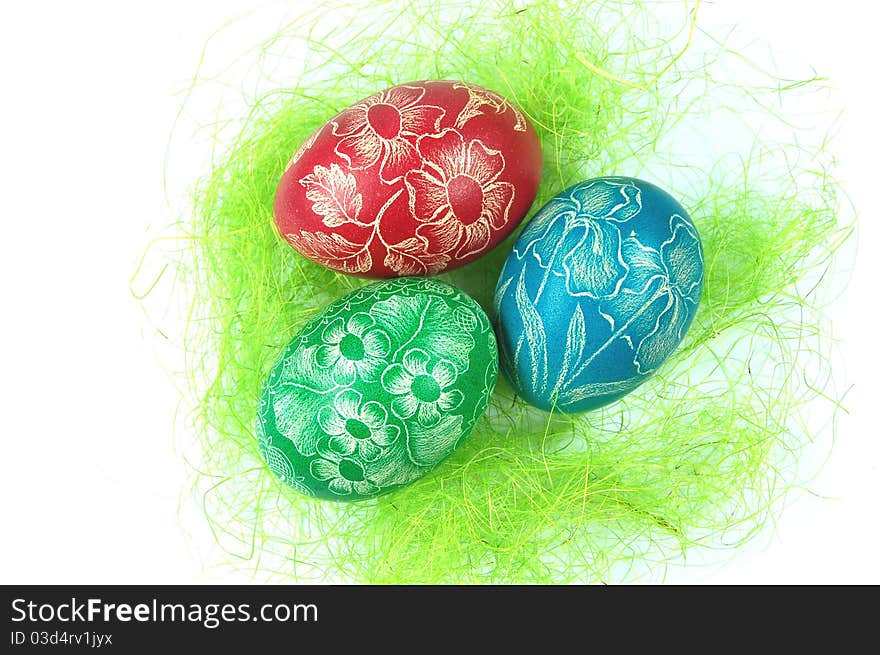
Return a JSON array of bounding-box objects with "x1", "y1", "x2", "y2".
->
[{"x1": 257, "y1": 278, "x2": 498, "y2": 501}]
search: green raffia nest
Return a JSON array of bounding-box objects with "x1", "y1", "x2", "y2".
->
[{"x1": 152, "y1": 0, "x2": 850, "y2": 582}]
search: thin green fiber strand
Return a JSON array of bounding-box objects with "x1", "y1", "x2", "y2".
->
[{"x1": 157, "y1": 0, "x2": 849, "y2": 583}]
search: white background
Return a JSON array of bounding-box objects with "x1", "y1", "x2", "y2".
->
[{"x1": 1, "y1": 0, "x2": 877, "y2": 584}]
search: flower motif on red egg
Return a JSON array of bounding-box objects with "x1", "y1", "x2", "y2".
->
[
  {"x1": 277, "y1": 80, "x2": 542, "y2": 278},
  {"x1": 405, "y1": 128, "x2": 516, "y2": 260},
  {"x1": 331, "y1": 85, "x2": 445, "y2": 184}
]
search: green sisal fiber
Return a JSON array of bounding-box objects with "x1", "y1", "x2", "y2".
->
[{"x1": 145, "y1": 0, "x2": 850, "y2": 582}]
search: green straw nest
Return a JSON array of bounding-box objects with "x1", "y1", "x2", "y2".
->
[{"x1": 149, "y1": 0, "x2": 850, "y2": 582}]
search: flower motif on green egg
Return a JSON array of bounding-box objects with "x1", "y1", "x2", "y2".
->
[
  {"x1": 381, "y1": 348, "x2": 463, "y2": 427},
  {"x1": 514, "y1": 177, "x2": 642, "y2": 298},
  {"x1": 317, "y1": 388, "x2": 399, "y2": 461},
  {"x1": 258, "y1": 277, "x2": 498, "y2": 500},
  {"x1": 314, "y1": 312, "x2": 391, "y2": 384}
]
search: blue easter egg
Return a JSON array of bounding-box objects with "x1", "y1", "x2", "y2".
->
[{"x1": 493, "y1": 176, "x2": 704, "y2": 413}]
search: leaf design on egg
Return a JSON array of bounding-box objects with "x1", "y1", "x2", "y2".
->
[
  {"x1": 299, "y1": 163, "x2": 364, "y2": 228},
  {"x1": 273, "y1": 389, "x2": 336, "y2": 457},
  {"x1": 384, "y1": 236, "x2": 451, "y2": 275},
  {"x1": 369, "y1": 293, "x2": 476, "y2": 373},
  {"x1": 493, "y1": 271, "x2": 514, "y2": 318},
  {"x1": 554, "y1": 304, "x2": 587, "y2": 397},
  {"x1": 558, "y1": 378, "x2": 642, "y2": 405},
  {"x1": 405, "y1": 414, "x2": 463, "y2": 467},
  {"x1": 285, "y1": 230, "x2": 372, "y2": 274},
  {"x1": 514, "y1": 267, "x2": 548, "y2": 393}
]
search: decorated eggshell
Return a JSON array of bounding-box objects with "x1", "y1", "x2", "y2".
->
[
  {"x1": 493, "y1": 177, "x2": 704, "y2": 413},
  {"x1": 257, "y1": 277, "x2": 498, "y2": 500},
  {"x1": 274, "y1": 80, "x2": 542, "y2": 278}
]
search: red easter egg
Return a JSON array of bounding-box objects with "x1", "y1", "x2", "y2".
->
[{"x1": 274, "y1": 80, "x2": 543, "y2": 278}]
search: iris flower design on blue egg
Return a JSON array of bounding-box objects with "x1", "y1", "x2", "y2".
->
[
  {"x1": 493, "y1": 177, "x2": 704, "y2": 413},
  {"x1": 519, "y1": 177, "x2": 643, "y2": 298},
  {"x1": 607, "y1": 215, "x2": 704, "y2": 374}
]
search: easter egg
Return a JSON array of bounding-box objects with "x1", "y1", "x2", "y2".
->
[
  {"x1": 274, "y1": 80, "x2": 542, "y2": 278},
  {"x1": 493, "y1": 177, "x2": 704, "y2": 413},
  {"x1": 257, "y1": 277, "x2": 498, "y2": 500}
]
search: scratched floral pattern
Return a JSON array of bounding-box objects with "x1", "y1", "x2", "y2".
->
[
  {"x1": 258, "y1": 278, "x2": 498, "y2": 500},
  {"x1": 494, "y1": 177, "x2": 704, "y2": 413},
  {"x1": 276, "y1": 80, "x2": 541, "y2": 277}
]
